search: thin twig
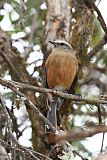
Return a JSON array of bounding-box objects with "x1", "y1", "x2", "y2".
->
[
  {"x1": 100, "y1": 132, "x2": 105, "y2": 153},
  {"x1": 0, "y1": 49, "x2": 20, "y2": 80},
  {"x1": 0, "y1": 138, "x2": 52, "y2": 160},
  {"x1": 0, "y1": 93, "x2": 40, "y2": 160},
  {"x1": 19, "y1": 0, "x2": 25, "y2": 29},
  {"x1": 25, "y1": 8, "x2": 40, "y2": 57},
  {"x1": 73, "y1": 150, "x2": 88, "y2": 160},
  {"x1": 28, "y1": 149, "x2": 52, "y2": 160},
  {"x1": 97, "y1": 104, "x2": 102, "y2": 124},
  {"x1": 84, "y1": 0, "x2": 107, "y2": 34},
  {"x1": 0, "y1": 78, "x2": 56, "y2": 133},
  {"x1": 87, "y1": 35, "x2": 107, "y2": 59},
  {"x1": 84, "y1": 0, "x2": 107, "y2": 59}
]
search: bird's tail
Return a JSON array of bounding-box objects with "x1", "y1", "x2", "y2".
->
[{"x1": 45, "y1": 97, "x2": 64, "y2": 133}]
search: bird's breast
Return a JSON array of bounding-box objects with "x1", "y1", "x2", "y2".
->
[{"x1": 45, "y1": 50, "x2": 78, "y2": 90}]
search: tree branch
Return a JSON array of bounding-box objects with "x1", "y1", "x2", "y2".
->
[
  {"x1": 0, "y1": 77, "x2": 107, "y2": 106},
  {"x1": 0, "y1": 139, "x2": 52, "y2": 160},
  {"x1": 84, "y1": 0, "x2": 107, "y2": 35},
  {"x1": 87, "y1": 35, "x2": 107, "y2": 59},
  {"x1": 84, "y1": 0, "x2": 107, "y2": 59},
  {"x1": 0, "y1": 93, "x2": 40, "y2": 160},
  {"x1": 55, "y1": 125, "x2": 107, "y2": 142},
  {"x1": 0, "y1": 77, "x2": 56, "y2": 133}
]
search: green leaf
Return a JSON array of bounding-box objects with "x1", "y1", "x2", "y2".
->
[{"x1": 0, "y1": 15, "x2": 4, "y2": 21}]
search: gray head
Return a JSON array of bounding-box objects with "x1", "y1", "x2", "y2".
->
[{"x1": 49, "y1": 40, "x2": 73, "y2": 52}]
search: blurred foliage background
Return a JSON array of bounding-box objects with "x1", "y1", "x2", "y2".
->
[{"x1": 0, "y1": 0, "x2": 107, "y2": 159}]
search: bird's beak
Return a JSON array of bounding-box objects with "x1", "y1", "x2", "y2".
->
[{"x1": 49, "y1": 40, "x2": 55, "y2": 45}]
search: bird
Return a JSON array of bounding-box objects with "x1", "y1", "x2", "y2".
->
[{"x1": 45, "y1": 40, "x2": 78, "y2": 133}]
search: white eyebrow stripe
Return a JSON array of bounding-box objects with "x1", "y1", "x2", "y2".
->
[{"x1": 53, "y1": 40, "x2": 72, "y2": 48}]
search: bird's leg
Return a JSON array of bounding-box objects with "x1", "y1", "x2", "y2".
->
[{"x1": 46, "y1": 93, "x2": 54, "y2": 110}]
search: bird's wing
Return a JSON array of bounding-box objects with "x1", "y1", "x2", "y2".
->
[{"x1": 68, "y1": 73, "x2": 78, "y2": 94}]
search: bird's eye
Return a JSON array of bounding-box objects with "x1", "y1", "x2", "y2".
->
[{"x1": 60, "y1": 43, "x2": 64, "y2": 46}]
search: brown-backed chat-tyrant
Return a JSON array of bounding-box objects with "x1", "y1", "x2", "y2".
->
[{"x1": 45, "y1": 40, "x2": 78, "y2": 133}]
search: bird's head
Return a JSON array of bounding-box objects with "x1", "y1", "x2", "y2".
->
[{"x1": 49, "y1": 40, "x2": 73, "y2": 52}]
